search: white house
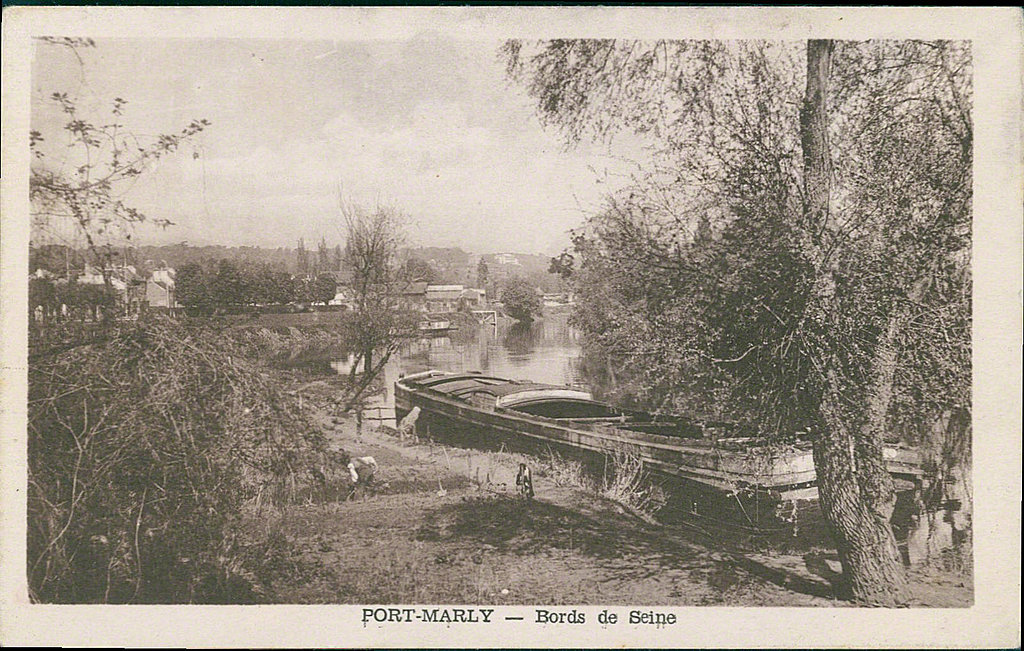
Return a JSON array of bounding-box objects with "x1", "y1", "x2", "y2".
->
[
  {"x1": 145, "y1": 267, "x2": 178, "y2": 309},
  {"x1": 328, "y1": 286, "x2": 356, "y2": 310}
]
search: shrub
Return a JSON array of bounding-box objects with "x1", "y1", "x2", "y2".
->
[{"x1": 27, "y1": 315, "x2": 339, "y2": 602}]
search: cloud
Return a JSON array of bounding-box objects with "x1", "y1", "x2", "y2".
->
[
  {"x1": 137, "y1": 101, "x2": 625, "y2": 252},
  {"x1": 45, "y1": 38, "x2": 642, "y2": 253}
]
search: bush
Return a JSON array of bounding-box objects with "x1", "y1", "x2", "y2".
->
[
  {"x1": 27, "y1": 315, "x2": 340, "y2": 603},
  {"x1": 542, "y1": 447, "x2": 666, "y2": 517},
  {"x1": 500, "y1": 277, "x2": 541, "y2": 323}
]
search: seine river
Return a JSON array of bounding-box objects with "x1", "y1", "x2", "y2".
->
[
  {"x1": 330, "y1": 308, "x2": 964, "y2": 557},
  {"x1": 388, "y1": 311, "x2": 583, "y2": 386},
  {"x1": 331, "y1": 309, "x2": 585, "y2": 425}
]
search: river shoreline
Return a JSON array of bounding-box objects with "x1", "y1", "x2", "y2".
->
[{"x1": 250, "y1": 373, "x2": 972, "y2": 607}]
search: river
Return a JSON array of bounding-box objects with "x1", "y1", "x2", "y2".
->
[
  {"x1": 388, "y1": 312, "x2": 583, "y2": 386},
  {"x1": 332, "y1": 309, "x2": 585, "y2": 426}
]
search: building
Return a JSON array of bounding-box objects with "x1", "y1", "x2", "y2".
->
[
  {"x1": 328, "y1": 286, "x2": 357, "y2": 310},
  {"x1": 399, "y1": 281, "x2": 429, "y2": 312},
  {"x1": 494, "y1": 253, "x2": 520, "y2": 266},
  {"x1": 425, "y1": 284, "x2": 464, "y2": 313},
  {"x1": 79, "y1": 264, "x2": 147, "y2": 316},
  {"x1": 459, "y1": 287, "x2": 487, "y2": 310},
  {"x1": 145, "y1": 267, "x2": 178, "y2": 309}
]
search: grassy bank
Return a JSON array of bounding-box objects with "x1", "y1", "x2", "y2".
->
[{"x1": 249, "y1": 410, "x2": 971, "y2": 607}]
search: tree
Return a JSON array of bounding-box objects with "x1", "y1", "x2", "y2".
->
[
  {"x1": 175, "y1": 262, "x2": 213, "y2": 313},
  {"x1": 29, "y1": 277, "x2": 59, "y2": 324},
  {"x1": 340, "y1": 200, "x2": 418, "y2": 409},
  {"x1": 268, "y1": 269, "x2": 296, "y2": 305},
  {"x1": 296, "y1": 239, "x2": 309, "y2": 276},
  {"x1": 212, "y1": 259, "x2": 247, "y2": 307},
  {"x1": 30, "y1": 38, "x2": 209, "y2": 315},
  {"x1": 476, "y1": 258, "x2": 489, "y2": 288},
  {"x1": 506, "y1": 39, "x2": 971, "y2": 604},
  {"x1": 317, "y1": 237, "x2": 330, "y2": 275},
  {"x1": 501, "y1": 276, "x2": 542, "y2": 323},
  {"x1": 799, "y1": 41, "x2": 908, "y2": 602},
  {"x1": 548, "y1": 252, "x2": 574, "y2": 280},
  {"x1": 399, "y1": 257, "x2": 437, "y2": 284},
  {"x1": 310, "y1": 275, "x2": 337, "y2": 306}
]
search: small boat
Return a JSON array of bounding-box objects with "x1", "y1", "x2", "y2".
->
[
  {"x1": 417, "y1": 315, "x2": 457, "y2": 334},
  {"x1": 394, "y1": 370, "x2": 923, "y2": 502}
]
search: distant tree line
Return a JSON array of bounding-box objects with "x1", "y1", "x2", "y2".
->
[
  {"x1": 176, "y1": 260, "x2": 336, "y2": 313},
  {"x1": 29, "y1": 276, "x2": 117, "y2": 324},
  {"x1": 296, "y1": 237, "x2": 344, "y2": 276}
]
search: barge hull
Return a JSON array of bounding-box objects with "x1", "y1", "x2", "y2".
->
[{"x1": 395, "y1": 377, "x2": 921, "y2": 501}]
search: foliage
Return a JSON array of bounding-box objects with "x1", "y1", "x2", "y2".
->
[
  {"x1": 399, "y1": 257, "x2": 438, "y2": 284},
  {"x1": 27, "y1": 316, "x2": 341, "y2": 603},
  {"x1": 340, "y1": 200, "x2": 420, "y2": 407},
  {"x1": 30, "y1": 277, "x2": 121, "y2": 325},
  {"x1": 30, "y1": 76, "x2": 208, "y2": 258},
  {"x1": 176, "y1": 260, "x2": 299, "y2": 312},
  {"x1": 548, "y1": 252, "x2": 575, "y2": 280},
  {"x1": 310, "y1": 275, "x2": 338, "y2": 305},
  {"x1": 29, "y1": 38, "x2": 209, "y2": 324},
  {"x1": 29, "y1": 277, "x2": 59, "y2": 322},
  {"x1": 296, "y1": 239, "x2": 309, "y2": 275},
  {"x1": 507, "y1": 39, "x2": 971, "y2": 604},
  {"x1": 541, "y1": 448, "x2": 665, "y2": 517},
  {"x1": 30, "y1": 244, "x2": 86, "y2": 275},
  {"x1": 317, "y1": 237, "x2": 331, "y2": 273},
  {"x1": 175, "y1": 263, "x2": 213, "y2": 312},
  {"x1": 509, "y1": 37, "x2": 970, "y2": 452},
  {"x1": 500, "y1": 276, "x2": 542, "y2": 323},
  {"x1": 476, "y1": 258, "x2": 489, "y2": 288}
]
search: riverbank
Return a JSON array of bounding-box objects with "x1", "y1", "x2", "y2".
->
[{"x1": 245, "y1": 390, "x2": 972, "y2": 606}]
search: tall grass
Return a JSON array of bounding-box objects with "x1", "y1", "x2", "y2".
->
[
  {"x1": 598, "y1": 450, "x2": 667, "y2": 516},
  {"x1": 543, "y1": 447, "x2": 590, "y2": 489},
  {"x1": 542, "y1": 447, "x2": 666, "y2": 517}
]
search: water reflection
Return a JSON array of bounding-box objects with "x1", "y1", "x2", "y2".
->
[
  {"x1": 339, "y1": 311, "x2": 582, "y2": 429},
  {"x1": 387, "y1": 311, "x2": 583, "y2": 387},
  {"x1": 502, "y1": 321, "x2": 535, "y2": 357}
]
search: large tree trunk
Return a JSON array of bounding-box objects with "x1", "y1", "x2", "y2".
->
[
  {"x1": 813, "y1": 317, "x2": 910, "y2": 605},
  {"x1": 801, "y1": 39, "x2": 909, "y2": 605}
]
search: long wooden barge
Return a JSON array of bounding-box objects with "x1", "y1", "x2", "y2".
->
[{"x1": 394, "y1": 370, "x2": 923, "y2": 502}]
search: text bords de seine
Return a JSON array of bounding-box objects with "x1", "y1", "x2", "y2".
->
[{"x1": 362, "y1": 608, "x2": 677, "y2": 628}]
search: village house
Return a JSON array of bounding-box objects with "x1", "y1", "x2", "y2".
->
[
  {"x1": 459, "y1": 287, "x2": 487, "y2": 310},
  {"x1": 145, "y1": 267, "x2": 178, "y2": 310},
  {"x1": 328, "y1": 286, "x2": 357, "y2": 310},
  {"x1": 425, "y1": 284, "x2": 464, "y2": 313},
  {"x1": 399, "y1": 281, "x2": 429, "y2": 312},
  {"x1": 78, "y1": 264, "x2": 147, "y2": 316}
]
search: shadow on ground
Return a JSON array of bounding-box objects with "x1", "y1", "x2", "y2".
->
[{"x1": 420, "y1": 494, "x2": 838, "y2": 600}]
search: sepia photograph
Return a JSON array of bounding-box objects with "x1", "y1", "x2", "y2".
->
[{"x1": 1, "y1": 6, "x2": 1020, "y2": 648}]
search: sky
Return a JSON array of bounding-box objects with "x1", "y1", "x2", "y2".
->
[{"x1": 31, "y1": 36, "x2": 641, "y2": 255}]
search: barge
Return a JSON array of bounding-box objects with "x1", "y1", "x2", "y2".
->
[{"x1": 394, "y1": 370, "x2": 923, "y2": 502}]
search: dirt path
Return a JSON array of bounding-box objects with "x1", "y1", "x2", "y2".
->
[{"x1": 256, "y1": 403, "x2": 970, "y2": 607}]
